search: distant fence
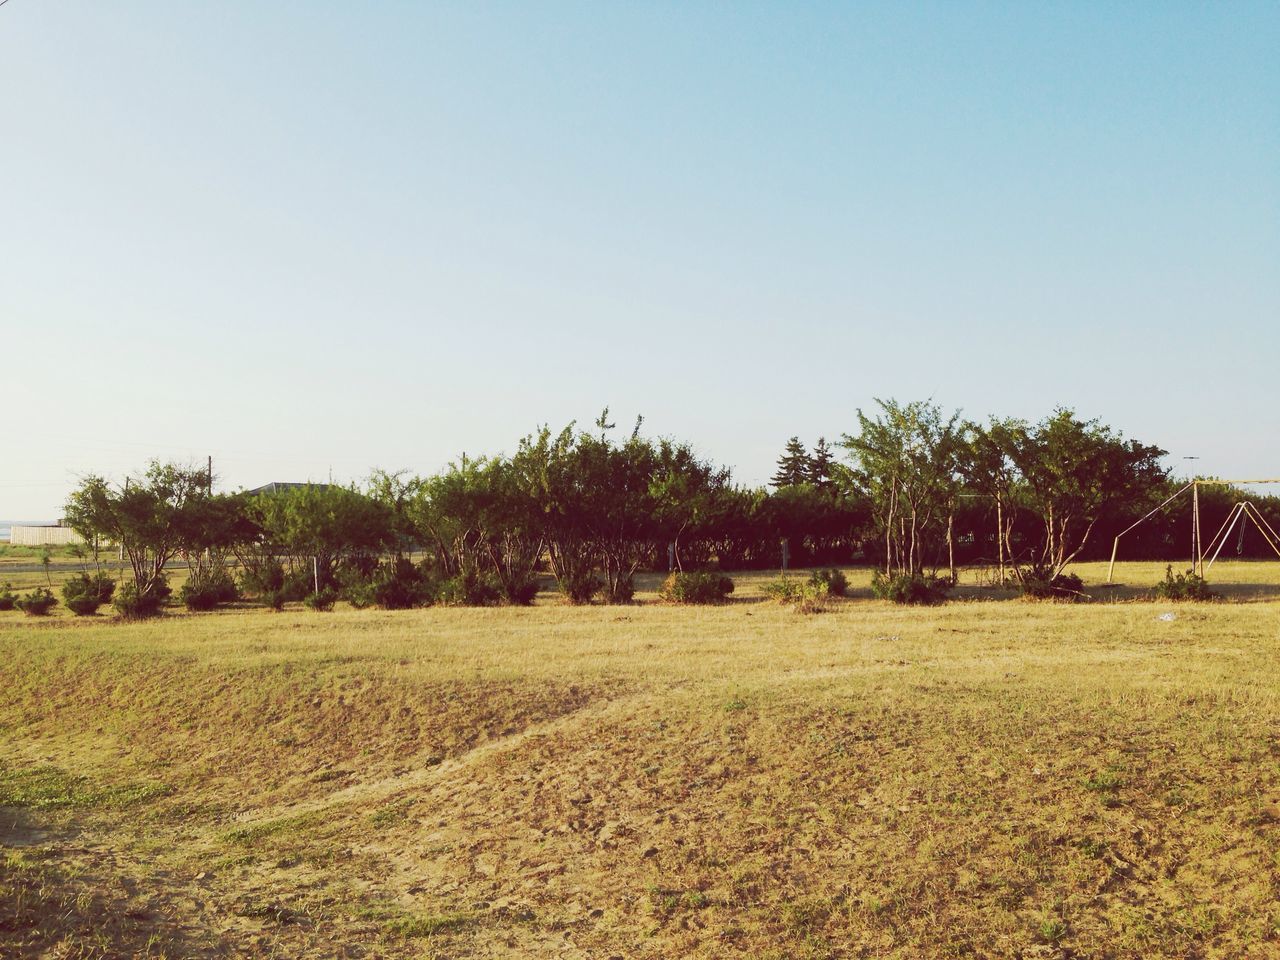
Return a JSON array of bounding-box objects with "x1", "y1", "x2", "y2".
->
[{"x1": 8, "y1": 526, "x2": 84, "y2": 547}]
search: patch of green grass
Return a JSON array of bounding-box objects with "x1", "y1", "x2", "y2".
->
[
  {"x1": 0, "y1": 764, "x2": 168, "y2": 810},
  {"x1": 385, "y1": 911, "x2": 477, "y2": 938},
  {"x1": 221, "y1": 810, "x2": 323, "y2": 845},
  {"x1": 367, "y1": 798, "x2": 413, "y2": 829}
]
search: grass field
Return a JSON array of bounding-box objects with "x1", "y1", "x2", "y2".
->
[{"x1": 3, "y1": 563, "x2": 1280, "y2": 958}]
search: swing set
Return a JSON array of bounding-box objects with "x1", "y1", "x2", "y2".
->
[{"x1": 1106, "y1": 479, "x2": 1280, "y2": 583}]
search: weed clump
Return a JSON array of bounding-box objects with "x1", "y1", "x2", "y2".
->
[
  {"x1": 1153, "y1": 565, "x2": 1219, "y2": 601},
  {"x1": 660, "y1": 571, "x2": 734, "y2": 604},
  {"x1": 871, "y1": 571, "x2": 951, "y2": 606},
  {"x1": 0, "y1": 582, "x2": 19, "y2": 611}
]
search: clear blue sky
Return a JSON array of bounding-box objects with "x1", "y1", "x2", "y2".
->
[{"x1": 2, "y1": 1, "x2": 1277, "y2": 517}]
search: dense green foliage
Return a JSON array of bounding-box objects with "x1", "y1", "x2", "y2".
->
[
  {"x1": 659, "y1": 571, "x2": 735, "y2": 604},
  {"x1": 870, "y1": 571, "x2": 952, "y2": 606},
  {"x1": 61, "y1": 574, "x2": 115, "y2": 616},
  {"x1": 808, "y1": 568, "x2": 848, "y2": 597},
  {"x1": 179, "y1": 569, "x2": 238, "y2": 612},
  {"x1": 58, "y1": 403, "x2": 1270, "y2": 615},
  {"x1": 14, "y1": 587, "x2": 58, "y2": 616},
  {"x1": 112, "y1": 579, "x2": 171, "y2": 620}
]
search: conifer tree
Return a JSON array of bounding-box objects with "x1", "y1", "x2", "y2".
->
[
  {"x1": 771, "y1": 437, "x2": 810, "y2": 488},
  {"x1": 809, "y1": 437, "x2": 835, "y2": 489}
]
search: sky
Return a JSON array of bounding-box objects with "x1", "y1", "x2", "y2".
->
[{"x1": 2, "y1": 1, "x2": 1277, "y2": 517}]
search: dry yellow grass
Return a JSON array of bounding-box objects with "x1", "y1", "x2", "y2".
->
[{"x1": 3, "y1": 563, "x2": 1280, "y2": 958}]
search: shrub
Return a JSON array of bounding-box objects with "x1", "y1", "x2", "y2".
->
[
  {"x1": 239, "y1": 559, "x2": 285, "y2": 596},
  {"x1": 1153, "y1": 565, "x2": 1219, "y2": 602},
  {"x1": 600, "y1": 576, "x2": 635, "y2": 605},
  {"x1": 436, "y1": 570, "x2": 501, "y2": 607},
  {"x1": 660, "y1": 571, "x2": 735, "y2": 604},
  {"x1": 809, "y1": 568, "x2": 848, "y2": 597},
  {"x1": 113, "y1": 579, "x2": 171, "y2": 619},
  {"x1": 15, "y1": 587, "x2": 58, "y2": 616},
  {"x1": 341, "y1": 580, "x2": 376, "y2": 610},
  {"x1": 281, "y1": 570, "x2": 314, "y2": 603},
  {"x1": 62, "y1": 574, "x2": 115, "y2": 616},
  {"x1": 370, "y1": 558, "x2": 434, "y2": 610},
  {"x1": 763, "y1": 576, "x2": 830, "y2": 613},
  {"x1": 261, "y1": 589, "x2": 287, "y2": 612},
  {"x1": 558, "y1": 571, "x2": 602, "y2": 605},
  {"x1": 500, "y1": 577, "x2": 540, "y2": 606},
  {"x1": 0, "y1": 583, "x2": 19, "y2": 611},
  {"x1": 1019, "y1": 569, "x2": 1086, "y2": 602},
  {"x1": 304, "y1": 587, "x2": 340, "y2": 612},
  {"x1": 871, "y1": 571, "x2": 951, "y2": 606},
  {"x1": 180, "y1": 569, "x2": 239, "y2": 611}
]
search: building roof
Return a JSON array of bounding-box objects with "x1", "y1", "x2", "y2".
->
[{"x1": 244, "y1": 482, "x2": 334, "y2": 496}]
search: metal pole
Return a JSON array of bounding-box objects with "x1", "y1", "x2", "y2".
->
[
  {"x1": 1205, "y1": 503, "x2": 1247, "y2": 574},
  {"x1": 1192, "y1": 482, "x2": 1201, "y2": 576}
]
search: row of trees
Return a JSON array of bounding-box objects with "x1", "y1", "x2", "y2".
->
[{"x1": 60, "y1": 403, "x2": 1275, "y2": 612}]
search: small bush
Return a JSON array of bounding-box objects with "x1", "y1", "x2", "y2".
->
[
  {"x1": 113, "y1": 579, "x2": 171, "y2": 619},
  {"x1": 261, "y1": 589, "x2": 287, "y2": 612},
  {"x1": 0, "y1": 583, "x2": 15, "y2": 611},
  {"x1": 304, "y1": 587, "x2": 339, "y2": 612},
  {"x1": 62, "y1": 574, "x2": 114, "y2": 616},
  {"x1": 763, "y1": 576, "x2": 830, "y2": 613},
  {"x1": 871, "y1": 571, "x2": 951, "y2": 606},
  {"x1": 500, "y1": 577, "x2": 540, "y2": 606},
  {"x1": 600, "y1": 576, "x2": 635, "y2": 605},
  {"x1": 558, "y1": 571, "x2": 602, "y2": 605},
  {"x1": 180, "y1": 569, "x2": 239, "y2": 612},
  {"x1": 239, "y1": 559, "x2": 285, "y2": 596},
  {"x1": 436, "y1": 570, "x2": 501, "y2": 607},
  {"x1": 1153, "y1": 565, "x2": 1220, "y2": 602},
  {"x1": 660, "y1": 571, "x2": 735, "y2": 604},
  {"x1": 809, "y1": 568, "x2": 848, "y2": 597},
  {"x1": 281, "y1": 570, "x2": 314, "y2": 603},
  {"x1": 370, "y1": 558, "x2": 434, "y2": 610},
  {"x1": 15, "y1": 587, "x2": 58, "y2": 617},
  {"x1": 1019, "y1": 569, "x2": 1086, "y2": 602}
]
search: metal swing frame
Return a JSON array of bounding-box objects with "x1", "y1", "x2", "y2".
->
[{"x1": 1106, "y1": 478, "x2": 1280, "y2": 583}]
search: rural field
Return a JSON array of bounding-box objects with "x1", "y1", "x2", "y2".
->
[{"x1": 3, "y1": 563, "x2": 1280, "y2": 959}]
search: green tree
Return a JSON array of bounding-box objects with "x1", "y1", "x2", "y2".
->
[
  {"x1": 771, "y1": 437, "x2": 810, "y2": 488},
  {"x1": 841, "y1": 399, "x2": 965, "y2": 578},
  {"x1": 808, "y1": 437, "x2": 836, "y2": 489},
  {"x1": 64, "y1": 461, "x2": 213, "y2": 603},
  {"x1": 251, "y1": 484, "x2": 394, "y2": 589},
  {"x1": 1009, "y1": 409, "x2": 1167, "y2": 578},
  {"x1": 958, "y1": 417, "x2": 1026, "y2": 582}
]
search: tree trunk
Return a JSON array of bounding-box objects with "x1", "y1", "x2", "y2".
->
[{"x1": 947, "y1": 513, "x2": 955, "y2": 582}]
